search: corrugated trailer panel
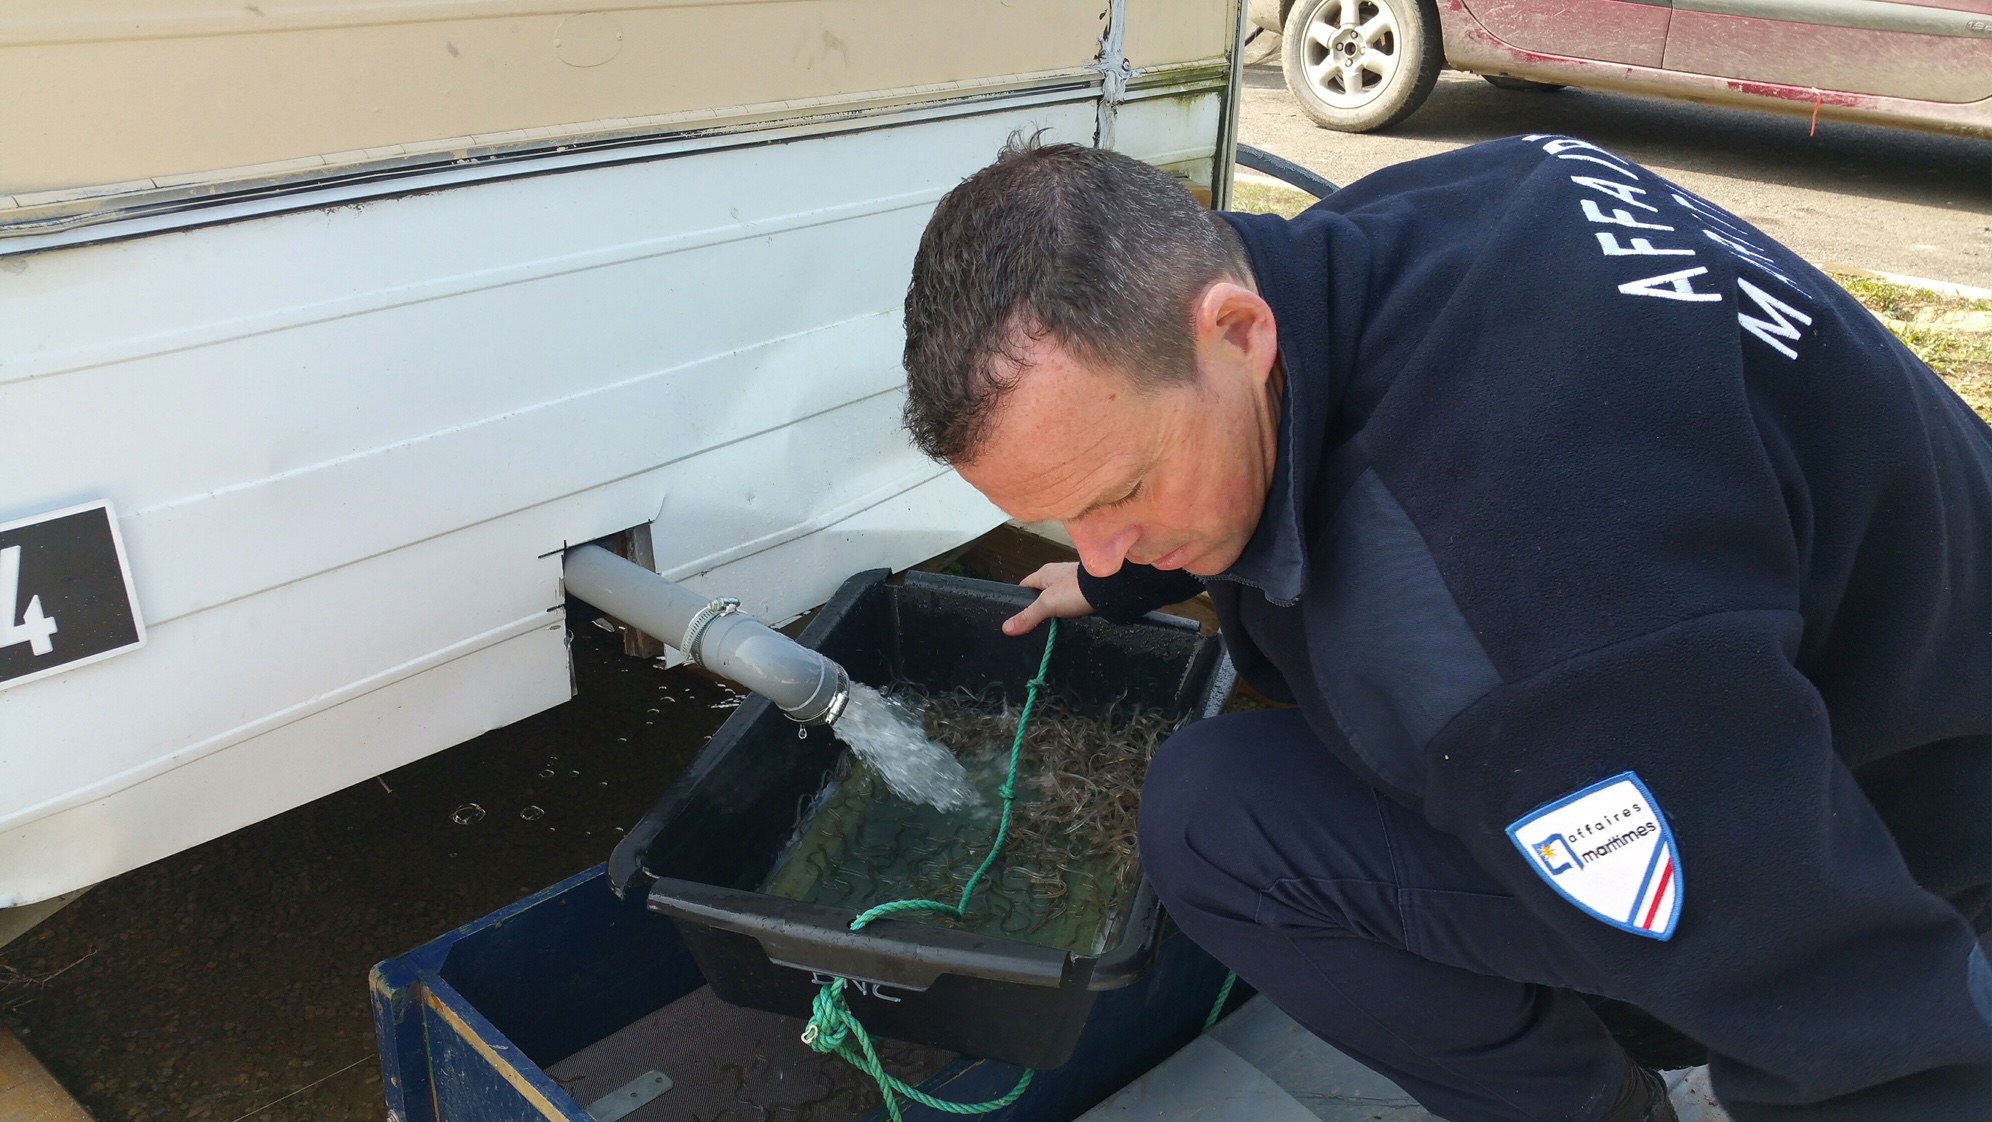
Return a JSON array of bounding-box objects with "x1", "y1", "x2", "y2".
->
[{"x1": 0, "y1": 0, "x2": 1244, "y2": 907}]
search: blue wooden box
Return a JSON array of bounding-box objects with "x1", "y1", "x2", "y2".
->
[{"x1": 370, "y1": 863, "x2": 1238, "y2": 1122}]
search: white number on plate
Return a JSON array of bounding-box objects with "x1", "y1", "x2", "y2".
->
[{"x1": 0, "y1": 545, "x2": 58, "y2": 657}]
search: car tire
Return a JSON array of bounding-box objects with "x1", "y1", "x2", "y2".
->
[
  {"x1": 1281, "y1": 0, "x2": 1443, "y2": 133},
  {"x1": 1483, "y1": 74, "x2": 1566, "y2": 93}
]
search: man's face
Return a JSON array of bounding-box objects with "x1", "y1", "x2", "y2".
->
[{"x1": 955, "y1": 282, "x2": 1283, "y2": 579}]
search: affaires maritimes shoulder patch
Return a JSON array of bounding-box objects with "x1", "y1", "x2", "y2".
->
[{"x1": 1508, "y1": 772, "x2": 1681, "y2": 941}]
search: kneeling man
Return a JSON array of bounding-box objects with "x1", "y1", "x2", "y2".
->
[{"x1": 898, "y1": 136, "x2": 1989, "y2": 1121}]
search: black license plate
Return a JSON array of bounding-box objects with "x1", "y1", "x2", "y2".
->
[{"x1": 0, "y1": 501, "x2": 145, "y2": 690}]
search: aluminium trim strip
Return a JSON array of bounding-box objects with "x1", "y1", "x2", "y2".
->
[
  {"x1": 1, "y1": 54, "x2": 1236, "y2": 252},
  {"x1": 1678, "y1": 0, "x2": 1990, "y2": 37},
  {"x1": 0, "y1": 79, "x2": 1098, "y2": 255},
  {"x1": 1126, "y1": 57, "x2": 1235, "y2": 90},
  {"x1": 5, "y1": 68, "x2": 1091, "y2": 219}
]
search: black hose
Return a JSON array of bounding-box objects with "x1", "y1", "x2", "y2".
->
[{"x1": 1235, "y1": 143, "x2": 1339, "y2": 199}]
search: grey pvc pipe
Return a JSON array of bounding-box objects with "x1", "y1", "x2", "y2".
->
[{"x1": 562, "y1": 544, "x2": 849, "y2": 724}]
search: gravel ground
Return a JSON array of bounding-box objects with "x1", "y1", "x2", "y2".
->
[{"x1": 1237, "y1": 55, "x2": 1990, "y2": 287}]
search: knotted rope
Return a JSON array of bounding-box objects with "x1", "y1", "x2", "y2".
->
[{"x1": 799, "y1": 620, "x2": 1058, "y2": 1119}]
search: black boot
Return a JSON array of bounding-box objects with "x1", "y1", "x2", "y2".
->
[{"x1": 1598, "y1": 1051, "x2": 1679, "y2": 1122}]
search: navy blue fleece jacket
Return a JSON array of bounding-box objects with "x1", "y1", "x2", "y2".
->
[{"x1": 1082, "y1": 136, "x2": 1990, "y2": 1118}]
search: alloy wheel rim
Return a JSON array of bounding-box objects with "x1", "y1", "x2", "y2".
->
[{"x1": 1302, "y1": 0, "x2": 1400, "y2": 109}]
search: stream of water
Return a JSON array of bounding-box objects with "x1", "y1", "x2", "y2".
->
[{"x1": 830, "y1": 683, "x2": 979, "y2": 812}]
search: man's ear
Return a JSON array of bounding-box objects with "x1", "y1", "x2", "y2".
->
[{"x1": 1195, "y1": 281, "x2": 1278, "y2": 375}]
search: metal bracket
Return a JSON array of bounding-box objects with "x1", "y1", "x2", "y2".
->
[
  {"x1": 679, "y1": 597, "x2": 740, "y2": 666},
  {"x1": 584, "y1": 1070, "x2": 673, "y2": 1122}
]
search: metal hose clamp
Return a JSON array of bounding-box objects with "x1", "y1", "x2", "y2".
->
[
  {"x1": 812, "y1": 666, "x2": 852, "y2": 727},
  {"x1": 680, "y1": 596, "x2": 740, "y2": 667}
]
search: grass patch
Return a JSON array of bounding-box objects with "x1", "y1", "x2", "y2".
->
[
  {"x1": 1830, "y1": 271, "x2": 1990, "y2": 422},
  {"x1": 1230, "y1": 178, "x2": 1318, "y2": 219},
  {"x1": 1830, "y1": 272, "x2": 1986, "y2": 320}
]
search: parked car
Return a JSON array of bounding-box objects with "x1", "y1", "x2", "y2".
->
[{"x1": 1250, "y1": 0, "x2": 1990, "y2": 137}]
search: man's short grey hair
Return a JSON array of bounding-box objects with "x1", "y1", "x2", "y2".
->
[{"x1": 900, "y1": 134, "x2": 1252, "y2": 463}]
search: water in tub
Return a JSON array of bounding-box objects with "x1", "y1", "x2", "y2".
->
[{"x1": 767, "y1": 688, "x2": 1183, "y2": 955}]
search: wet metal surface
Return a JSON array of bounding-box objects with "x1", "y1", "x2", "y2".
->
[{"x1": 580, "y1": 1070, "x2": 672, "y2": 1122}]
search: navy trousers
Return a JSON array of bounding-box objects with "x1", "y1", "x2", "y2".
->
[
  {"x1": 1139, "y1": 708, "x2": 1992, "y2": 1122},
  {"x1": 1138, "y1": 707, "x2": 1656, "y2": 1122}
]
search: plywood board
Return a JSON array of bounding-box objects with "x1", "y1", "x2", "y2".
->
[{"x1": 0, "y1": 1030, "x2": 92, "y2": 1122}]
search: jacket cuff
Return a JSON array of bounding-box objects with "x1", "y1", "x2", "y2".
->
[{"x1": 1077, "y1": 564, "x2": 1205, "y2": 624}]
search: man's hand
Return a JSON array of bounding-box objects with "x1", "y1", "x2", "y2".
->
[{"x1": 1003, "y1": 562, "x2": 1095, "y2": 636}]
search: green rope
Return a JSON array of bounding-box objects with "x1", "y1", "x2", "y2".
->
[
  {"x1": 1203, "y1": 971, "x2": 1237, "y2": 1031},
  {"x1": 800, "y1": 620, "x2": 1059, "y2": 1120}
]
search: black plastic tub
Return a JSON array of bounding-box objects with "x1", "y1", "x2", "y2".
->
[{"x1": 606, "y1": 569, "x2": 1228, "y2": 1070}]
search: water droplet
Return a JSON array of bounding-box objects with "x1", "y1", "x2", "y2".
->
[
  {"x1": 519, "y1": 805, "x2": 545, "y2": 821},
  {"x1": 451, "y1": 804, "x2": 486, "y2": 825},
  {"x1": 537, "y1": 769, "x2": 555, "y2": 780}
]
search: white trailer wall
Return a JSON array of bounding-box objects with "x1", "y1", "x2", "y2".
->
[{"x1": 0, "y1": 0, "x2": 1244, "y2": 905}]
